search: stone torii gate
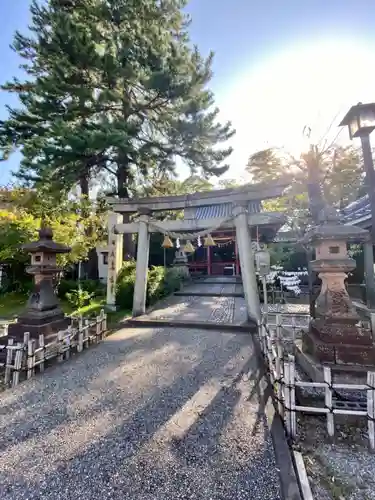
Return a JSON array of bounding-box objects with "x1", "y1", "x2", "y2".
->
[{"x1": 105, "y1": 181, "x2": 288, "y2": 323}]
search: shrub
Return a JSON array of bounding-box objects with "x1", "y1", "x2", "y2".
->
[
  {"x1": 58, "y1": 278, "x2": 104, "y2": 299},
  {"x1": 66, "y1": 288, "x2": 94, "y2": 309},
  {"x1": 115, "y1": 260, "x2": 137, "y2": 310},
  {"x1": 9, "y1": 279, "x2": 33, "y2": 295},
  {"x1": 115, "y1": 262, "x2": 187, "y2": 310},
  {"x1": 81, "y1": 279, "x2": 105, "y2": 295},
  {"x1": 147, "y1": 266, "x2": 167, "y2": 304},
  {"x1": 57, "y1": 279, "x2": 78, "y2": 298},
  {"x1": 164, "y1": 267, "x2": 186, "y2": 295}
]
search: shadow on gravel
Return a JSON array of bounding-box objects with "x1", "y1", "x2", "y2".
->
[
  {"x1": 1, "y1": 331, "x2": 282, "y2": 499},
  {"x1": 0, "y1": 329, "x2": 248, "y2": 457},
  {"x1": 0, "y1": 328, "x2": 159, "y2": 416}
]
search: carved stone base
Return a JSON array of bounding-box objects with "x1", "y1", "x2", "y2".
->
[
  {"x1": 8, "y1": 311, "x2": 71, "y2": 343},
  {"x1": 310, "y1": 318, "x2": 374, "y2": 345},
  {"x1": 302, "y1": 326, "x2": 375, "y2": 366},
  {"x1": 173, "y1": 264, "x2": 190, "y2": 280},
  {"x1": 295, "y1": 340, "x2": 371, "y2": 384}
]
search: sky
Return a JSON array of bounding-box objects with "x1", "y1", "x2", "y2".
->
[{"x1": 1, "y1": 0, "x2": 375, "y2": 185}]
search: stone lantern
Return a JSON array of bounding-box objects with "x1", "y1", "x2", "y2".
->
[
  {"x1": 9, "y1": 226, "x2": 71, "y2": 341},
  {"x1": 302, "y1": 207, "x2": 375, "y2": 367},
  {"x1": 173, "y1": 248, "x2": 190, "y2": 279}
]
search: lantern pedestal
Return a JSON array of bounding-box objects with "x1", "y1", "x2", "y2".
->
[
  {"x1": 8, "y1": 227, "x2": 71, "y2": 343},
  {"x1": 173, "y1": 249, "x2": 190, "y2": 279},
  {"x1": 9, "y1": 310, "x2": 70, "y2": 343},
  {"x1": 301, "y1": 208, "x2": 375, "y2": 368},
  {"x1": 295, "y1": 340, "x2": 372, "y2": 386}
]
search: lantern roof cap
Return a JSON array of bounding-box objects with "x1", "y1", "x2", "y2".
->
[
  {"x1": 303, "y1": 222, "x2": 369, "y2": 244},
  {"x1": 339, "y1": 102, "x2": 375, "y2": 127},
  {"x1": 22, "y1": 226, "x2": 71, "y2": 254}
]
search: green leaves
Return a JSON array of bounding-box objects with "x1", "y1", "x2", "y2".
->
[
  {"x1": 248, "y1": 144, "x2": 365, "y2": 236},
  {"x1": 0, "y1": 189, "x2": 106, "y2": 268}
]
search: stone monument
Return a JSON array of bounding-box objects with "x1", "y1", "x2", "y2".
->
[
  {"x1": 301, "y1": 206, "x2": 375, "y2": 368},
  {"x1": 8, "y1": 226, "x2": 71, "y2": 341}
]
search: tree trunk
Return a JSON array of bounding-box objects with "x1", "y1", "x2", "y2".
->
[
  {"x1": 80, "y1": 175, "x2": 99, "y2": 280},
  {"x1": 117, "y1": 165, "x2": 135, "y2": 260},
  {"x1": 86, "y1": 247, "x2": 99, "y2": 280}
]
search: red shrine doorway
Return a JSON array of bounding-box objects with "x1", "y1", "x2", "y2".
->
[{"x1": 187, "y1": 230, "x2": 240, "y2": 276}]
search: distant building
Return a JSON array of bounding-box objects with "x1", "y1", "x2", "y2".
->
[
  {"x1": 96, "y1": 246, "x2": 108, "y2": 283},
  {"x1": 341, "y1": 195, "x2": 372, "y2": 229}
]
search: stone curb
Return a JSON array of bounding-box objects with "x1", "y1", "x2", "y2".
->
[
  {"x1": 293, "y1": 451, "x2": 314, "y2": 500},
  {"x1": 174, "y1": 291, "x2": 244, "y2": 297},
  {"x1": 125, "y1": 317, "x2": 256, "y2": 333},
  {"x1": 191, "y1": 280, "x2": 242, "y2": 285},
  {"x1": 261, "y1": 377, "x2": 303, "y2": 500},
  {"x1": 252, "y1": 336, "x2": 303, "y2": 500}
]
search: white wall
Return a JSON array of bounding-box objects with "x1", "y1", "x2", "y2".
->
[{"x1": 96, "y1": 247, "x2": 108, "y2": 283}]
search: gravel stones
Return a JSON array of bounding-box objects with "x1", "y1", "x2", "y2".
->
[
  {"x1": 299, "y1": 416, "x2": 375, "y2": 499},
  {"x1": 0, "y1": 326, "x2": 282, "y2": 499}
]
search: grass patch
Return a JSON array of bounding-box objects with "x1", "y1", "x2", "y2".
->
[
  {"x1": 0, "y1": 293, "x2": 130, "y2": 326},
  {"x1": 68, "y1": 299, "x2": 131, "y2": 326},
  {"x1": 0, "y1": 293, "x2": 26, "y2": 320},
  {"x1": 106, "y1": 308, "x2": 131, "y2": 326}
]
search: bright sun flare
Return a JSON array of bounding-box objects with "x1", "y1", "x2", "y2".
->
[{"x1": 217, "y1": 38, "x2": 375, "y2": 179}]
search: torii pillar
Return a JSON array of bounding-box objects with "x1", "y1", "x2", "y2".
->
[
  {"x1": 233, "y1": 204, "x2": 261, "y2": 324},
  {"x1": 132, "y1": 209, "x2": 151, "y2": 317}
]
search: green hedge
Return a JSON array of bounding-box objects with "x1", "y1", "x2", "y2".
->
[
  {"x1": 115, "y1": 261, "x2": 187, "y2": 310},
  {"x1": 115, "y1": 261, "x2": 137, "y2": 310}
]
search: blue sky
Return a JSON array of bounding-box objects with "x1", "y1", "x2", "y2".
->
[{"x1": 1, "y1": 0, "x2": 375, "y2": 185}]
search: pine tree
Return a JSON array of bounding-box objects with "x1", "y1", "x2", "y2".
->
[
  {"x1": 0, "y1": 0, "x2": 104, "y2": 195},
  {"x1": 0, "y1": 0, "x2": 235, "y2": 197},
  {"x1": 1, "y1": 0, "x2": 235, "y2": 262}
]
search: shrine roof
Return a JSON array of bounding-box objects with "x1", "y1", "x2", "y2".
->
[
  {"x1": 193, "y1": 200, "x2": 261, "y2": 219},
  {"x1": 341, "y1": 194, "x2": 371, "y2": 226}
]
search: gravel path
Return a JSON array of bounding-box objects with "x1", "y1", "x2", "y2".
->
[{"x1": 0, "y1": 326, "x2": 282, "y2": 500}]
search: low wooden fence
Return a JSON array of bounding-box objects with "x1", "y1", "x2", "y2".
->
[
  {"x1": 259, "y1": 313, "x2": 375, "y2": 450},
  {"x1": 0, "y1": 310, "x2": 107, "y2": 389}
]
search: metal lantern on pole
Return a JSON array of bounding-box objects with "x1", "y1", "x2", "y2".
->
[
  {"x1": 340, "y1": 102, "x2": 375, "y2": 309},
  {"x1": 339, "y1": 102, "x2": 375, "y2": 140}
]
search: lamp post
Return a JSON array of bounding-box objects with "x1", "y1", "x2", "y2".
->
[{"x1": 340, "y1": 102, "x2": 375, "y2": 309}]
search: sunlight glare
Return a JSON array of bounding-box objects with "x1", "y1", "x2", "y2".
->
[{"x1": 217, "y1": 38, "x2": 375, "y2": 178}]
